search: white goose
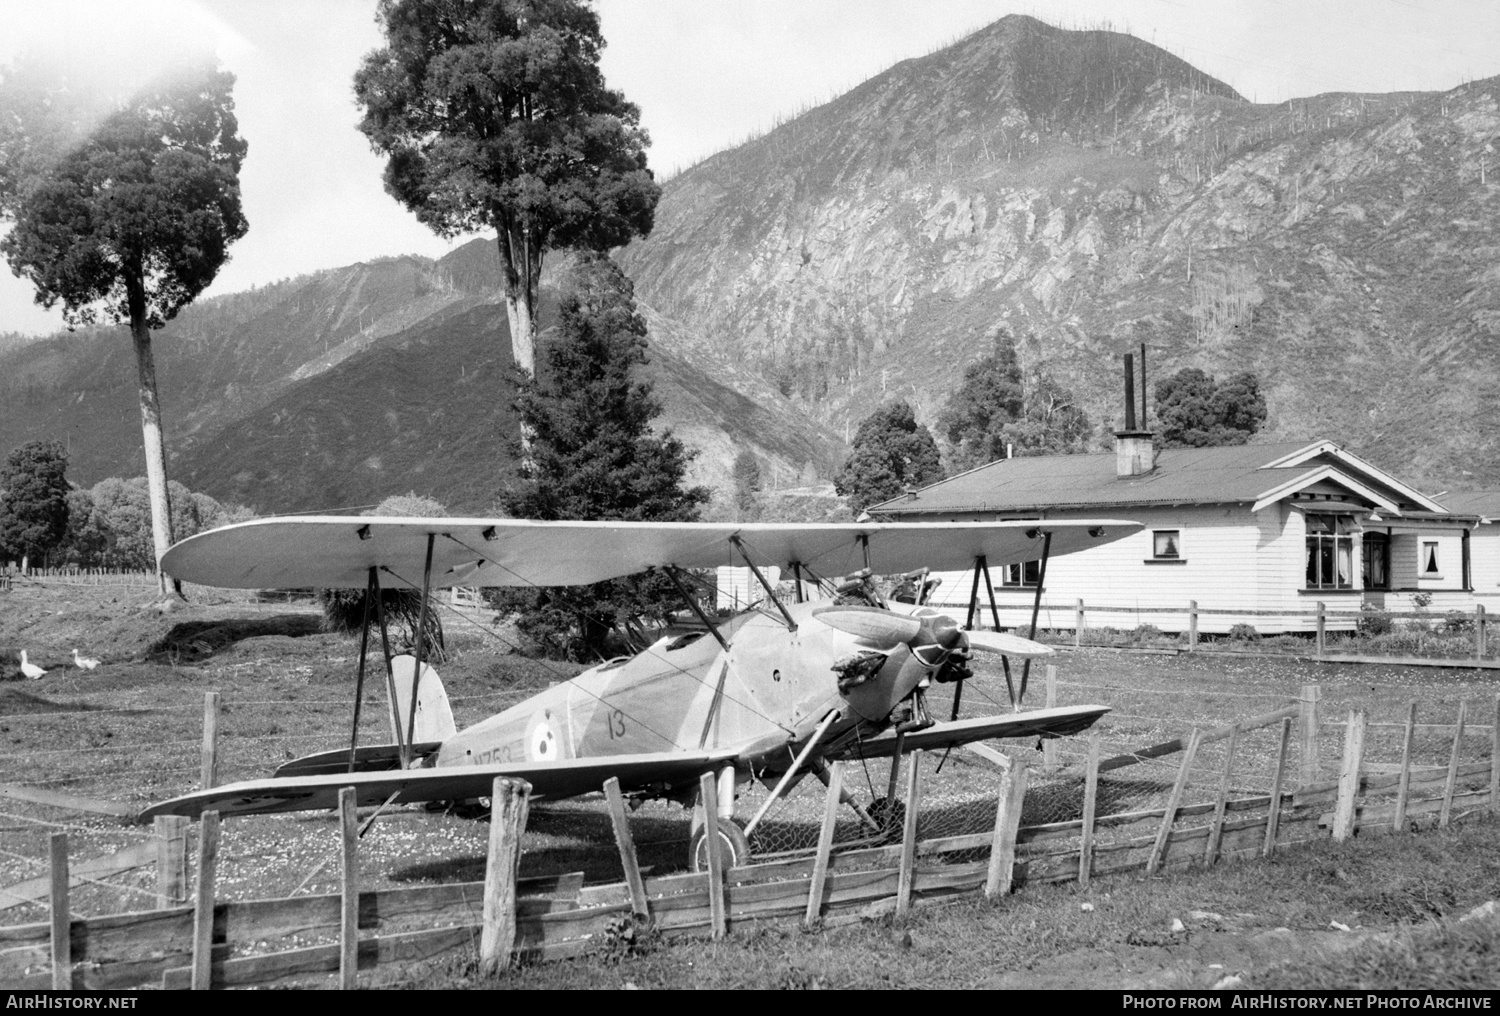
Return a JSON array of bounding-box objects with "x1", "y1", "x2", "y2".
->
[
  {"x1": 19, "y1": 650, "x2": 46, "y2": 680},
  {"x1": 72, "y1": 649, "x2": 100, "y2": 671}
]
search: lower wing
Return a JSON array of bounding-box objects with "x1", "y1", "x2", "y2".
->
[
  {"x1": 138, "y1": 748, "x2": 739, "y2": 822},
  {"x1": 828, "y1": 704, "x2": 1110, "y2": 760}
]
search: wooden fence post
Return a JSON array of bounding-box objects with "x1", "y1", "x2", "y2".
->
[
  {"x1": 1332, "y1": 711, "x2": 1366, "y2": 842},
  {"x1": 1264, "y1": 718, "x2": 1292, "y2": 858},
  {"x1": 1440, "y1": 700, "x2": 1467, "y2": 829},
  {"x1": 201, "y1": 692, "x2": 220, "y2": 791},
  {"x1": 1188, "y1": 600, "x2": 1199, "y2": 650},
  {"x1": 480, "y1": 778, "x2": 531, "y2": 976},
  {"x1": 985, "y1": 756, "x2": 1028, "y2": 899},
  {"x1": 1316, "y1": 602, "x2": 1326, "y2": 656},
  {"x1": 1078, "y1": 732, "x2": 1101, "y2": 886},
  {"x1": 895, "y1": 750, "x2": 922, "y2": 918},
  {"x1": 602, "y1": 778, "x2": 650, "y2": 923},
  {"x1": 1205, "y1": 727, "x2": 1238, "y2": 865},
  {"x1": 698, "y1": 771, "x2": 726, "y2": 940},
  {"x1": 1147, "y1": 728, "x2": 1201, "y2": 875},
  {"x1": 1043, "y1": 666, "x2": 1059, "y2": 773},
  {"x1": 191, "y1": 811, "x2": 220, "y2": 990},
  {"x1": 49, "y1": 832, "x2": 70, "y2": 990},
  {"x1": 1491, "y1": 693, "x2": 1499, "y2": 817},
  {"x1": 339, "y1": 787, "x2": 358, "y2": 990},
  {"x1": 805, "y1": 761, "x2": 844, "y2": 928},
  {"x1": 155, "y1": 814, "x2": 188, "y2": 909},
  {"x1": 1299, "y1": 684, "x2": 1321, "y2": 787},
  {"x1": 1477, "y1": 605, "x2": 1487, "y2": 659},
  {"x1": 1074, "y1": 599, "x2": 1084, "y2": 648},
  {"x1": 1394, "y1": 702, "x2": 1417, "y2": 832}
]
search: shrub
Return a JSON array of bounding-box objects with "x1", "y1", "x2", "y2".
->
[
  {"x1": 317, "y1": 494, "x2": 446, "y2": 659},
  {"x1": 1357, "y1": 604, "x2": 1393, "y2": 637},
  {"x1": 1228, "y1": 623, "x2": 1261, "y2": 642},
  {"x1": 1130, "y1": 624, "x2": 1163, "y2": 643},
  {"x1": 1440, "y1": 611, "x2": 1473, "y2": 634}
]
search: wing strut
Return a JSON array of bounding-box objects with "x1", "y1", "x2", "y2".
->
[
  {"x1": 402, "y1": 533, "x2": 436, "y2": 767},
  {"x1": 697, "y1": 659, "x2": 730, "y2": 749},
  {"x1": 346, "y1": 566, "x2": 377, "y2": 773},
  {"x1": 731, "y1": 535, "x2": 796, "y2": 631},
  {"x1": 1018, "y1": 530, "x2": 1054, "y2": 704},
  {"x1": 663, "y1": 567, "x2": 728, "y2": 651},
  {"x1": 963, "y1": 555, "x2": 1016, "y2": 708},
  {"x1": 744, "y1": 709, "x2": 840, "y2": 837},
  {"x1": 372, "y1": 566, "x2": 404, "y2": 758}
]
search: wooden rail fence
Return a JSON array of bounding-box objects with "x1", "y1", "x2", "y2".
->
[{"x1": 3, "y1": 689, "x2": 1498, "y2": 989}]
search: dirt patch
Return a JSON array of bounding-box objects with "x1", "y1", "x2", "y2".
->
[
  {"x1": 0, "y1": 581, "x2": 325, "y2": 669},
  {"x1": 147, "y1": 615, "x2": 326, "y2": 663}
]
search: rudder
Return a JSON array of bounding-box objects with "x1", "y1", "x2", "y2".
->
[{"x1": 388, "y1": 654, "x2": 458, "y2": 746}]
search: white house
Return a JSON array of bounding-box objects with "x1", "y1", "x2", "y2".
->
[{"x1": 867, "y1": 435, "x2": 1490, "y2": 634}]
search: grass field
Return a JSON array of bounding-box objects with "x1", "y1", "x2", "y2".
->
[{"x1": 2, "y1": 580, "x2": 1497, "y2": 989}]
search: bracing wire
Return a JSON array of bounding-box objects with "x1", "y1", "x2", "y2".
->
[{"x1": 436, "y1": 533, "x2": 798, "y2": 740}]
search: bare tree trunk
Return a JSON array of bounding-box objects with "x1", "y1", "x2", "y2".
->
[
  {"x1": 497, "y1": 228, "x2": 540, "y2": 462},
  {"x1": 496, "y1": 226, "x2": 538, "y2": 377},
  {"x1": 127, "y1": 282, "x2": 176, "y2": 597}
]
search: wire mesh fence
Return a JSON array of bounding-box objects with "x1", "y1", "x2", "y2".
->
[{"x1": 3, "y1": 633, "x2": 1498, "y2": 930}]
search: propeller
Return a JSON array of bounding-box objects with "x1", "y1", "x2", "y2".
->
[
  {"x1": 814, "y1": 606, "x2": 1051, "y2": 661},
  {"x1": 811, "y1": 605, "x2": 922, "y2": 647},
  {"x1": 964, "y1": 630, "x2": 1054, "y2": 659}
]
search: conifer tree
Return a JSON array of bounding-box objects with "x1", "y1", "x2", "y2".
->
[
  {"x1": 0, "y1": 63, "x2": 247, "y2": 592},
  {"x1": 499, "y1": 253, "x2": 709, "y2": 659},
  {"x1": 354, "y1": 0, "x2": 660, "y2": 382}
]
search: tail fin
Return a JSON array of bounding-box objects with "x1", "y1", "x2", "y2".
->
[{"x1": 388, "y1": 654, "x2": 458, "y2": 746}]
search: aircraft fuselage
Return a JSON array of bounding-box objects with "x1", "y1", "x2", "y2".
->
[{"x1": 436, "y1": 599, "x2": 935, "y2": 781}]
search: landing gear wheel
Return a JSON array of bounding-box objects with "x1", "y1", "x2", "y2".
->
[
  {"x1": 867, "y1": 797, "x2": 907, "y2": 842},
  {"x1": 688, "y1": 816, "x2": 753, "y2": 873},
  {"x1": 428, "y1": 798, "x2": 490, "y2": 820}
]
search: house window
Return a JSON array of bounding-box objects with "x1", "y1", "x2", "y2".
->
[
  {"x1": 1305, "y1": 513, "x2": 1355, "y2": 590},
  {"x1": 1002, "y1": 560, "x2": 1041, "y2": 587},
  {"x1": 1422, "y1": 541, "x2": 1441, "y2": 577},
  {"x1": 1153, "y1": 530, "x2": 1182, "y2": 559}
]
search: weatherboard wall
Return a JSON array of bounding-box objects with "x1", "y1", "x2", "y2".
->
[
  {"x1": 1471, "y1": 523, "x2": 1500, "y2": 608},
  {"x1": 917, "y1": 503, "x2": 1331, "y2": 634}
]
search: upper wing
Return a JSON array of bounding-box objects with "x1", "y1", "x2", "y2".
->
[
  {"x1": 826, "y1": 705, "x2": 1111, "y2": 760},
  {"x1": 137, "y1": 749, "x2": 739, "y2": 821},
  {"x1": 161, "y1": 517, "x2": 1141, "y2": 589}
]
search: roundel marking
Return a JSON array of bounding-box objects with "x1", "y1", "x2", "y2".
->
[{"x1": 525, "y1": 708, "x2": 559, "y2": 762}]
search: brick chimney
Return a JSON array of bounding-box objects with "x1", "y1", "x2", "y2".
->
[{"x1": 1114, "y1": 351, "x2": 1155, "y2": 477}]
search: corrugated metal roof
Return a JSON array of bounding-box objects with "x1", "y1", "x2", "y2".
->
[
  {"x1": 870, "y1": 441, "x2": 1341, "y2": 515},
  {"x1": 1441, "y1": 491, "x2": 1500, "y2": 518}
]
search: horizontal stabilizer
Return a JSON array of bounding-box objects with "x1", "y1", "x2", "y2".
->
[
  {"x1": 829, "y1": 705, "x2": 1110, "y2": 760},
  {"x1": 274, "y1": 742, "x2": 442, "y2": 778},
  {"x1": 139, "y1": 748, "x2": 741, "y2": 821}
]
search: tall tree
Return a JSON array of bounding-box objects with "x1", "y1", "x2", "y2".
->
[
  {"x1": 1156, "y1": 367, "x2": 1267, "y2": 447},
  {"x1": 499, "y1": 253, "x2": 709, "y2": 659},
  {"x1": 731, "y1": 449, "x2": 762, "y2": 521},
  {"x1": 0, "y1": 440, "x2": 70, "y2": 565},
  {"x1": 834, "y1": 401, "x2": 945, "y2": 516},
  {"x1": 936, "y1": 343, "x2": 1025, "y2": 470},
  {"x1": 0, "y1": 63, "x2": 248, "y2": 592},
  {"x1": 937, "y1": 334, "x2": 1092, "y2": 469},
  {"x1": 1006, "y1": 370, "x2": 1093, "y2": 456},
  {"x1": 354, "y1": 0, "x2": 661, "y2": 379}
]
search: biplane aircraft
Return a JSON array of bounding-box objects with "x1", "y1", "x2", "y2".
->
[{"x1": 140, "y1": 517, "x2": 1139, "y2": 869}]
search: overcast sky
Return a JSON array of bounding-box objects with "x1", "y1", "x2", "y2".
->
[{"x1": 1, "y1": 0, "x2": 1497, "y2": 336}]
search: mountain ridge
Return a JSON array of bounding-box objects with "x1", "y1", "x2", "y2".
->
[{"x1": 2, "y1": 14, "x2": 1496, "y2": 513}]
